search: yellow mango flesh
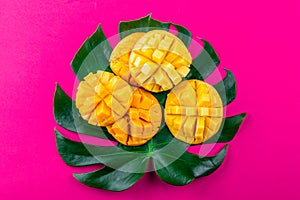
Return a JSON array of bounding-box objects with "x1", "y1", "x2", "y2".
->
[
  {"x1": 129, "y1": 30, "x2": 192, "y2": 92},
  {"x1": 107, "y1": 88, "x2": 162, "y2": 146},
  {"x1": 110, "y1": 32, "x2": 145, "y2": 85},
  {"x1": 165, "y1": 80, "x2": 223, "y2": 144},
  {"x1": 75, "y1": 70, "x2": 133, "y2": 126}
]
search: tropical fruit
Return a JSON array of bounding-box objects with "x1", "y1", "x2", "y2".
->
[
  {"x1": 129, "y1": 30, "x2": 192, "y2": 92},
  {"x1": 75, "y1": 70, "x2": 133, "y2": 126},
  {"x1": 165, "y1": 80, "x2": 223, "y2": 144},
  {"x1": 110, "y1": 32, "x2": 145, "y2": 85},
  {"x1": 107, "y1": 88, "x2": 162, "y2": 146},
  {"x1": 76, "y1": 30, "x2": 221, "y2": 145}
]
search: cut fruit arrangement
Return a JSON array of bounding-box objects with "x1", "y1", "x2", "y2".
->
[
  {"x1": 54, "y1": 15, "x2": 246, "y2": 191},
  {"x1": 107, "y1": 88, "x2": 162, "y2": 146},
  {"x1": 165, "y1": 80, "x2": 223, "y2": 144}
]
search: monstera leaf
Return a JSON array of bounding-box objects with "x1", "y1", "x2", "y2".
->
[
  {"x1": 54, "y1": 14, "x2": 246, "y2": 191},
  {"x1": 55, "y1": 127, "x2": 228, "y2": 191}
]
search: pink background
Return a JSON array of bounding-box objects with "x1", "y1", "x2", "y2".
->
[{"x1": 1, "y1": 0, "x2": 300, "y2": 199}]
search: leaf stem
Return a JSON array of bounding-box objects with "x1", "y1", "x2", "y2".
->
[{"x1": 148, "y1": 139, "x2": 154, "y2": 153}]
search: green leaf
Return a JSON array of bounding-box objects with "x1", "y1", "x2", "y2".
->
[
  {"x1": 155, "y1": 155, "x2": 194, "y2": 185},
  {"x1": 213, "y1": 69, "x2": 236, "y2": 105},
  {"x1": 72, "y1": 144, "x2": 149, "y2": 191},
  {"x1": 153, "y1": 140, "x2": 193, "y2": 186},
  {"x1": 148, "y1": 17, "x2": 171, "y2": 31},
  {"x1": 56, "y1": 117, "x2": 230, "y2": 188},
  {"x1": 119, "y1": 15, "x2": 192, "y2": 47},
  {"x1": 152, "y1": 125, "x2": 175, "y2": 149},
  {"x1": 55, "y1": 129, "x2": 149, "y2": 168},
  {"x1": 185, "y1": 64, "x2": 204, "y2": 80},
  {"x1": 55, "y1": 129, "x2": 103, "y2": 166},
  {"x1": 71, "y1": 25, "x2": 112, "y2": 80},
  {"x1": 54, "y1": 84, "x2": 116, "y2": 141},
  {"x1": 205, "y1": 113, "x2": 247, "y2": 143},
  {"x1": 119, "y1": 14, "x2": 171, "y2": 39},
  {"x1": 152, "y1": 90, "x2": 169, "y2": 106},
  {"x1": 73, "y1": 166, "x2": 145, "y2": 192},
  {"x1": 172, "y1": 23, "x2": 192, "y2": 47},
  {"x1": 188, "y1": 39, "x2": 220, "y2": 80},
  {"x1": 154, "y1": 145, "x2": 228, "y2": 185},
  {"x1": 187, "y1": 145, "x2": 228, "y2": 177}
]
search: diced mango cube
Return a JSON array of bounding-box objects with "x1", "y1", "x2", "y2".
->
[
  {"x1": 109, "y1": 32, "x2": 145, "y2": 85},
  {"x1": 106, "y1": 88, "x2": 162, "y2": 146},
  {"x1": 76, "y1": 71, "x2": 132, "y2": 127},
  {"x1": 165, "y1": 80, "x2": 223, "y2": 144},
  {"x1": 129, "y1": 30, "x2": 192, "y2": 92}
]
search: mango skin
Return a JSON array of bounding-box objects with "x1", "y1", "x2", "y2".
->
[
  {"x1": 107, "y1": 88, "x2": 162, "y2": 146},
  {"x1": 110, "y1": 32, "x2": 145, "y2": 85},
  {"x1": 129, "y1": 30, "x2": 192, "y2": 92},
  {"x1": 75, "y1": 70, "x2": 133, "y2": 126},
  {"x1": 165, "y1": 80, "x2": 223, "y2": 144}
]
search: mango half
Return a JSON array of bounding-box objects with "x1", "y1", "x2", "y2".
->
[
  {"x1": 75, "y1": 71, "x2": 133, "y2": 126},
  {"x1": 129, "y1": 30, "x2": 192, "y2": 92},
  {"x1": 165, "y1": 80, "x2": 223, "y2": 144},
  {"x1": 107, "y1": 88, "x2": 162, "y2": 146},
  {"x1": 110, "y1": 32, "x2": 145, "y2": 85}
]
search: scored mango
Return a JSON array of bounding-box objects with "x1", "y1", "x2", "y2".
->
[
  {"x1": 165, "y1": 80, "x2": 223, "y2": 144},
  {"x1": 129, "y1": 30, "x2": 192, "y2": 92},
  {"x1": 75, "y1": 70, "x2": 133, "y2": 126},
  {"x1": 110, "y1": 32, "x2": 145, "y2": 85},
  {"x1": 107, "y1": 88, "x2": 162, "y2": 146}
]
